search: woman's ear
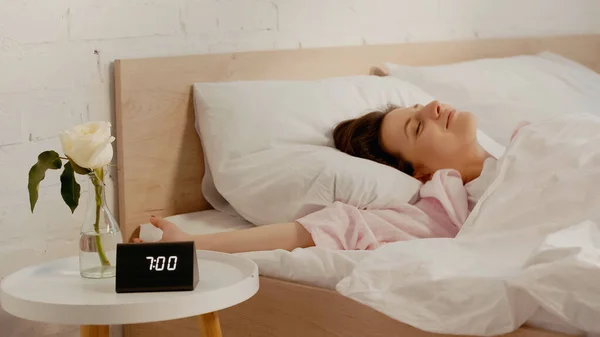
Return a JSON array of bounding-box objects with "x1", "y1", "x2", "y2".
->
[{"x1": 369, "y1": 66, "x2": 388, "y2": 77}]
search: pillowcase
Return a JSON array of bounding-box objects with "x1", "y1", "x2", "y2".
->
[
  {"x1": 385, "y1": 52, "x2": 600, "y2": 145},
  {"x1": 193, "y1": 76, "x2": 431, "y2": 225}
]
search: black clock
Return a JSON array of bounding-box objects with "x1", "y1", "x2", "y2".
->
[{"x1": 115, "y1": 241, "x2": 199, "y2": 293}]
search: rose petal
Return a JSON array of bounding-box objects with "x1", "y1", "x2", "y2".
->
[{"x1": 88, "y1": 136, "x2": 115, "y2": 169}]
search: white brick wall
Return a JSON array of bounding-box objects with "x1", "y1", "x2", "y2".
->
[
  {"x1": 69, "y1": 0, "x2": 181, "y2": 40},
  {"x1": 0, "y1": 41, "x2": 101, "y2": 93},
  {"x1": 0, "y1": 0, "x2": 70, "y2": 44},
  {"x1": 1, "y1": 0, "x2": 599, "y2": 335}
]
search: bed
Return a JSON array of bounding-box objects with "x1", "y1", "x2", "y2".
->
[{"x1": 114, "y1": 34, "x2": 600, "y2": 337}]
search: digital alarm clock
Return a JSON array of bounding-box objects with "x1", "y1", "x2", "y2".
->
[{"x1": 115, "y1": 241, "x2": 199, "y2": 293}]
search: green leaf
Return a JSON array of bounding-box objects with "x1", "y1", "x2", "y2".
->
[
  {"x1": 28, "y1": 151, "x2": 62, "y2": 212},
  {"x1": 67, "y1": 156, "x2": 91, "y2": 175},
  {"x1": 60, "y1": 162, "x2": 81, "y2": 214}
]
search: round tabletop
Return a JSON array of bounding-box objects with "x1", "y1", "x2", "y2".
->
[{"x1": 0, "y1": 250, "x2": 259, "y2": 325}]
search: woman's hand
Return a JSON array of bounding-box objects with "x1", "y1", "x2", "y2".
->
[{"x1": 132, "y1": 216, "x2": 193, "y2": 243}]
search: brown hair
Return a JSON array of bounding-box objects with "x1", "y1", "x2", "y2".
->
[{"x1": 332, "y1": 105, "x2": 414, "y2": 176}]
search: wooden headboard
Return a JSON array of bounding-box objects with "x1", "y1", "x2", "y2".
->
[{"x1": 114, "y1": 34, "x2": 600, "y2": 240}]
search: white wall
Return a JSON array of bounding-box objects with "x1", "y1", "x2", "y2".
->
[{"x1": 1, "y1": 0, "x2": 599, "y2": 335}]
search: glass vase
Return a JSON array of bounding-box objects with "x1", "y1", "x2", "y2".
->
[{"x1": 79, "y1": 169, "x2": 123, "y2": 279}]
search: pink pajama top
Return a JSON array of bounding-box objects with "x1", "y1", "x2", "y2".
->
[{"x1": 296, "y1": 160, "x2": 496, "y2": 250}]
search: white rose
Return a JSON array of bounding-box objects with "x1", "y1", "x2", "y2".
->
[{"x1": 59, "y1": 121, "x2": 115, "y2": 169}]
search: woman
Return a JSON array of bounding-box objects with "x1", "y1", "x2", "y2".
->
[{"x1": 134, "y1": 101, "x2": 515, "y2": 252}]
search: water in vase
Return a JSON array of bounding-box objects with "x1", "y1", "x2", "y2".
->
[{"x1": 79, "y1": 230, "x2": 122, "y2": 278}]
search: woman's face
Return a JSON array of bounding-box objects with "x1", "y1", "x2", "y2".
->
[{"x1": 380, "y1": 100, "x2": 479, "y2": 181}]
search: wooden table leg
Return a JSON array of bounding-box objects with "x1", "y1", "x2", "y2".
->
[
  {"x1": 198, "y1": 312, "x2": 223, "y2": 337},
  {"x1": 80, "y1": 325, "x2": 109, "y2": 337}
]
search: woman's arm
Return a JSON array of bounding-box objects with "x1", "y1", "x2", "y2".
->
[
  {"x1": 133, "y1": 170, "x2": 468, "y2": 253},
  {"x1": 295, "y1": 169, "x2": 470, "y2": 250},
  {"x1": 133, "y1": 216, "x2": 315, "y2": 254}
]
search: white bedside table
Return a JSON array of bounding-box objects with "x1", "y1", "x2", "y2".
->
[{"x1": 0, "y1": 250, "x2": 259, "y2": 337}]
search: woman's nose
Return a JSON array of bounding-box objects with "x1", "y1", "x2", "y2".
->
[{"x1": 420, "y1": 100, "x2": 440, "y2": 119}]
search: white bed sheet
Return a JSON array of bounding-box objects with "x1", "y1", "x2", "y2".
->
[{"x1": 142, "y1": 210, "x2": 254, "y2": 235}]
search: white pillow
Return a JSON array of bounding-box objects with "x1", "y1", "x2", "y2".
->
[
  {"x1": 194, "y1": 76, "x2": 505, "y2": 225},
  {"x1": 193, "y1": 76, "x2": 431, "y2": 225},
  {"x1": 385, "y1": 52, "x2": 600, "y2": 145}
]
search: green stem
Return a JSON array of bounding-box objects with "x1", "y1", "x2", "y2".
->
[{"x1": 92, "y1": 168, "x2": 110, "y2": 266}]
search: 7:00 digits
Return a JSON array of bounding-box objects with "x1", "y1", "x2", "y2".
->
[{"x1": 146, "y1": 256, "x2": 178, "y2": 271}]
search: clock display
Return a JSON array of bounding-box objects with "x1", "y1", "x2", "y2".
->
[
  {"x1": 115, "y1": 241, "x2": 199, "y2": 293},
  {"x1": 146, "y1": 255, "x2": 178, "y2": 271}
]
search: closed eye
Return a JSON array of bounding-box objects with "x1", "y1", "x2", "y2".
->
[{"x1": 415, "y1": 121, "x2": 422, "y2": 136}]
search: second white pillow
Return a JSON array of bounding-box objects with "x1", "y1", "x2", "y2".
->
[{"x1": 385, "y1": 52, "x2": 600, "y2": 145}]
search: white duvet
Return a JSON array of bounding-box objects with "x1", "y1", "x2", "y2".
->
[
  {"x1": 142, "y1": 114, "x2": 600, "y2": 336},
  {"x1": 336, "y1": 113, "x2": 600, "y2": 336}
]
